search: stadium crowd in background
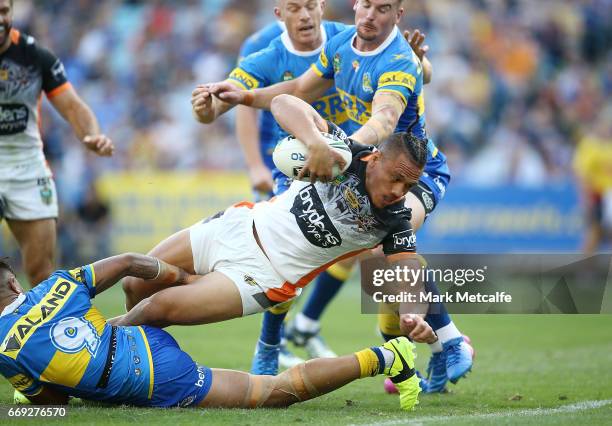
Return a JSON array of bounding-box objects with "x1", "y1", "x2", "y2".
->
[{"x1": 3, "y1": 0, "x2": 612, "y2": 264}]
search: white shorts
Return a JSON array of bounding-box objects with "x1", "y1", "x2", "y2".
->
[
  {"x1": 189, "y1": 203, "x2": 300, "y2": 316},
  {"x1": 0, "y1": 177, "x2": 58, "y2": 221}
]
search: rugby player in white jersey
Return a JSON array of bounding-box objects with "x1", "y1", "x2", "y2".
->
[{"x1": 0, "y1": 0, "x2": 114, "y2": 286}]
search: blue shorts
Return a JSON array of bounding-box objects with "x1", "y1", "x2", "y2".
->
[
  {"x1": 143, "y1": 326, "x2": 213, "y2": 408},
  {"x1": 272, "y1": 169, "x2": 292, "y2": 196}
]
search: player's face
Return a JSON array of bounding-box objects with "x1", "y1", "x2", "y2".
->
[
  {"x1": 354, "y1": 0, "x2": 403, "y2": 44},
  {"x1": 365, "y1": 151, "x2": 422, "y2": 209},
  {"x1": 0, "y1": 0, "x2": 12, "y2": 47},
  {"x1": 275, "y1": 0, "x2": 325, "y2": 50}
]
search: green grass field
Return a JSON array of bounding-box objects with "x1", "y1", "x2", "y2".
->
[{"x1": 2, "y1": 280, "x2": 612, "y2": 425}]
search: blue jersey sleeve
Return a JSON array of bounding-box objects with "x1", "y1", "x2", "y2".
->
[
  {"x1": 0, "y1": 358, "x2": 43, "y2": 397},
  {"x1": 228, "y1": 47, "x2": 279, "y2": 90},
  {"x1": 311, "y1": 37, "x2": 337, "y2": 79},
  {"x1": 375, "y1": 53, "x2": 422, "y2": 106},
  {"x1": 66, "y1": 264, "x2": 97, "y2": 298}
]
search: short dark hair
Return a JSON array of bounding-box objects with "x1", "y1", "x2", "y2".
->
[
  {"x1": 0, "y1": 257, "x2": 15, "y2": 276},
  {"x1": 379, "y1": 132, "x2": 428, "y2": 169}
]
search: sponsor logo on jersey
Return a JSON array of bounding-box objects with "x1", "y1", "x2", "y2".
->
[
  {"x1": 392, "y1": 230, "x2": 416, "y2": 250},
  {"x1": 421, "y1": 191, "x2": 434, "y2": 211},
  {"x1": 362, "y1": 72, "x2": 373, "y2": 93},
  {"x1": 352, "y1": 59, "x2": 360, "y2": 72},
  {"x1": 228, "y1": 67, "x2": 260, "y2": 90},
  {"x1": 195, "y1": 365, "x2": 208, "y2": 388},
  {"x1": 0, "y1": 103, "x2": 28, "y2": 135},
  {"x1": 290, "y1": 185, "x2": 342, "y2": 248},
  {"x1": 50, "y1": 59, "x2": 67, "y2": 81},
  {"x1": 391, "y1": 54, "x2": 407, "y2": 61},
  {"x1": 344, "y1": 188, "x2": 360, "y2": 209},
  {"x1": 282, "y1": 71, "x2": 294, "y2": 81},
  {"x1": 378, "y1": 71, "x2": 416, "y2": 92},
  {"x1": 0, "y1": 279, "x2": 77, "y2": 359}
]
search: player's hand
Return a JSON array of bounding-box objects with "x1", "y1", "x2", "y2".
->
[
  {"x1": 210, "y1": 82, "x2": 253, "y2": 106},
  {"x1": 299, "y1": 136, "x2": 346, "y2": 183},
  {"x1": 404, "y1": 29, "x2": 429, "y2": 62},
  {"x1": 191, "y1": 84, "x2": 215, "y2": 122},
  {"x1": 249, "y1": 164, "x2": 274, "y2": 194},
  {"x1": 400, "y1": 314, "x2": 437, "y2": 343},
  {"x1": 83, "y1": 134, "x2": 114, "y2": 157}
]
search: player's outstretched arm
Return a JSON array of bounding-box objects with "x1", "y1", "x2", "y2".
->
[
  {"x1": 48, "y1": 86, "x2": 114, "y2": 156},
  {"x1": 271, "y1": 94, "x2": 346, "y2": 182},
  {"x1": 92, "y1": 253, "x2": 195, "y2": 295},
  {"x1": 236, "y1": 105, "x2": 273, "y2": 194},
  {"x1": 212, "y1": 68, "x2": 333, "y2": 110},
  {"x1": 350, "y1": 91, "x2": 406, "y2": 146}
]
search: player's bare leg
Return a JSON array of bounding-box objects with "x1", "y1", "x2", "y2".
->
[
  {"x1": 123, "y1": 228, "x2": 196, "y2": 310},
  {"x1": 200, "y1": 337, "x2": 421, "y2": 411},
  {"x1": 115, "y1": 271, "x2": 243, "y2": 327},
  {"x1": 6, "y1": 218, "x2": 56, "y2": 286}
]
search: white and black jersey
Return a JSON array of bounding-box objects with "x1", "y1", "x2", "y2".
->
[
  {"x1": 253, "y1": 122, "x2": 417, "y2": 286},
  {"x1": 0, "y1": 29, "x2": 70, "y2": 179}
]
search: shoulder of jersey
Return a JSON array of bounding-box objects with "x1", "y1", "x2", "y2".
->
[{"x1": 322, "y1": 20, "x2": 348, "y2": 38}]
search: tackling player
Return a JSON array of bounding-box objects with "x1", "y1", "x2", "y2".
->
[
  {"x1": 0, "y1": 0, "x2": 114, "y2": 286},
  {"x1": 193, "y1": 0, "x2": 472, "y2": 392},
  {"x1": 236, "y1": 21, "x2": 284, "y2": 201},
  {"x1": 0, "y1": 254, "x2": 421, "y2": 410}
]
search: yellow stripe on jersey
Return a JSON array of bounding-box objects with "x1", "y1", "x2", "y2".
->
[
  {"x1": 417, "y1": 92, "x2": 425, "y2": 116},
  {"x1": 84, "y1": 307, "x2": 107, "y2": 335},
  {"x1": 88, "y1": 264, "x2": 96, "y2": 287},
  {"x1": 319, "y1": 47, "x2": 329, "y2": 69},
  {"x1": 138, "y1": 327, "x2": 154, "y2": 399},
  {"x1": 336, "y1": 87, "x2": 372, "y2": 126},
  {"x1": 228, "y1": 67, "x2": 260, "y2": 90},
  {"x1": 0, "y1": 279, "x2": 78, "y2": 360},
  {"x1": 377, "y1": 71, "x2": 416, "y2": 92},
  {"x1": 40, "y1": 348, "x2": 90, "y2": 388},
  {"x1": 310, "y1": 63, "x2": 324, "y2": 78}
]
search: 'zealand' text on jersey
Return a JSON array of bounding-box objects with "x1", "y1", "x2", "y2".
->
[{"x1": 0, "y1": 29, "x2": 70, "y2": 179}]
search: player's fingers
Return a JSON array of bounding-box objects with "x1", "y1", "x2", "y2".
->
[{"x1": 422, "y1": 45, "x2": 430, "y2": 55}]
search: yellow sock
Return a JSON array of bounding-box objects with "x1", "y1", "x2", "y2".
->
[{"x1": 354, "y1": 348, "x2": 380, "y2": 378}]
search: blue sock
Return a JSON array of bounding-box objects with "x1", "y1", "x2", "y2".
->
[
  {"x1": 302, "y1": 270, "x2": 345, "y2": 321},
  {"x1": 259, "y1": 310, "x2": 287, "y2": 346},
  {"x1": 423, "y1": 277, "x2": 452, "y2": 331}
]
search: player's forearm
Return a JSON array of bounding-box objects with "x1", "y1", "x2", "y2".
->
[
  {"x1": 63, "y1": 99, "x2": 100, "y2": 141},
  {"x1": 250, "y1": 79, "x2": 300, "y2": 109},
  {"x1": 236, "y1": 106, "x2": 265, "y2": 168},
  {"x1": 93, "y1": 253, "x2": 192, "y2": 294},
  {"x1": 271, "y1": 94, "x2": 326, "y2": 145},
  {"x1": 351, "y1": 105, "x2": 400, "y2": 145}
]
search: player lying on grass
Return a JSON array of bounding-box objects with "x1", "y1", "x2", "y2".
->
[
  {"x1": 118, "y1": 95, "x2": 434, "y2": 345},
  {"x1": 0, "y1": 254, "x2": 421, "y2": 410}
]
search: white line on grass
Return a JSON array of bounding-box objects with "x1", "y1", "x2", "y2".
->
[{"x1": 350, "y1": 399, "x2": 612, "y2": 426}]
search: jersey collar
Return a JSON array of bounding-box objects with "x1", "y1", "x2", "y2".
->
[
  {"x1": 0, "y1": 293, "x2": 26, "y2": 317},
  {"x1": 350, "y1": 25, "x2": 398, "y2": 57},
  {"x1": 280, "y1": 23, "x2": 327, "y2": 57}
]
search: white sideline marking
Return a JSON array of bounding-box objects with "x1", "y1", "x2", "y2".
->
[{"x1": 350, "y1": 399, "x2": 612, "y2": 426}]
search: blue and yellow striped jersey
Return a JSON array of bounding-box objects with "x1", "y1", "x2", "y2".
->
[
  {"x1": 312, "y1": 26, "x2": 445, "y2": 174},
  {"x1": 0, "y1": 266, "x2": 154, "y2": 405},
  {"x1": 229, "y1": 21, "x2": 349, "y2": 144}
]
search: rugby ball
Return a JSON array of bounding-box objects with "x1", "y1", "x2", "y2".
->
[{"x1": 273, "y1": 133, "x2": 352, "y2": 181}]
